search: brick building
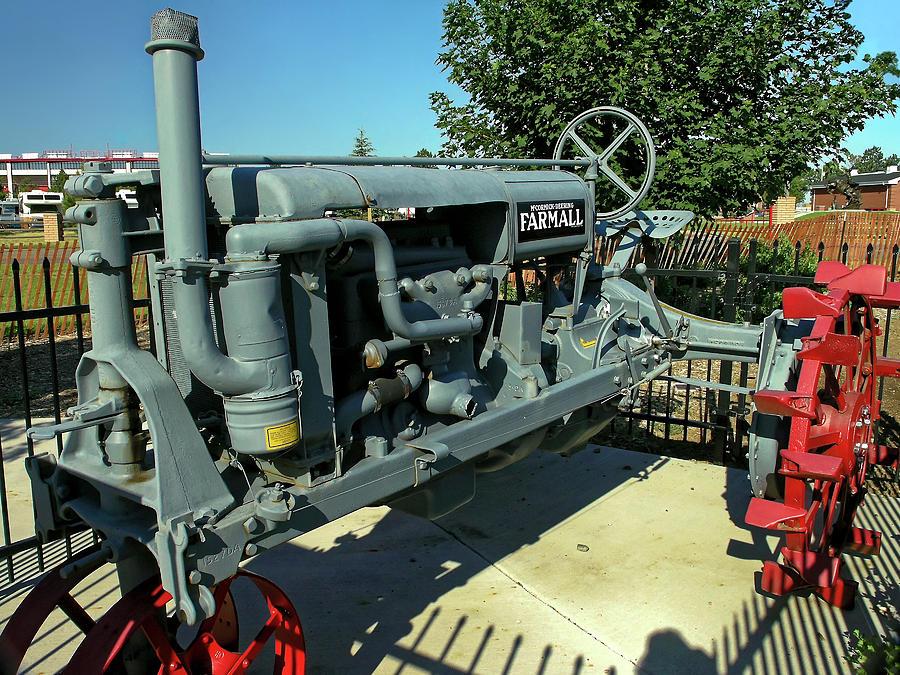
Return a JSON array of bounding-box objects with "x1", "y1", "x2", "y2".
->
[{"x1": 810, "y1": 166, "x2": 900, "y2": 211}]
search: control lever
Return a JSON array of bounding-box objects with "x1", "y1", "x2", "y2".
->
[
  {"x1": 635, "y1": 262, "x2": 673, "y2": 338},
  {"x1": 27, "y1": 399, "x2": 123, "y2": 441}
]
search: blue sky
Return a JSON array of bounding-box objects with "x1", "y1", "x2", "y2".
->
[{"x1": 0, "y1": 0, "x2": 897, "y2": 157}]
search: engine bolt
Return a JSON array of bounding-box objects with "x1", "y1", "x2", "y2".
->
[
  {"x1": 188, "y1": 570, "x2": 202, "y2": 584},
  {"x1": 245, "y1": 543, "x2": 258, "y2": 556}
]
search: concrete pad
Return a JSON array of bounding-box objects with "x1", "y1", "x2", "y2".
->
[
  {"x1": 438, "y1": 447, "x2": 900, "y2": 673},
  {"x1": 0, "y1": 417, "x2": 59, "y2": 543},
  {"x1": 0, "y1": 433, "x2": 896, "y2": 674}
]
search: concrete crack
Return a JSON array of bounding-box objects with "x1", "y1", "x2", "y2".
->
[{"x1": 431, "y1": 520, "x2": 651, "y2": 673}]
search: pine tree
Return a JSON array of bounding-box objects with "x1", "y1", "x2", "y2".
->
[{"x1": 351, "y1": 129, "x2": 375, "y2": 157}]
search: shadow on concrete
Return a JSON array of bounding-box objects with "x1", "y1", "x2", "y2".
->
[
  {"x1": 240, "y1": 447, "x2": 898, "y2": 674},
  {"x1": 0, "y1": 445, "x2": 896, "y2": 673},
  {"x1": 244, "y1": 447, "x2": 664, "y2": 673},
  {"x1": 655, "y1": 463, "x2": 900, "y2": 675}
]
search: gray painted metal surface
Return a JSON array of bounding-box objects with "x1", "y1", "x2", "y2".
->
[{"x1": 24, "y1": 7, "x2": 778, "y2": 630}]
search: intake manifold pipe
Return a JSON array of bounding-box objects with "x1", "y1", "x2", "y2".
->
[
  {"x1": 334, "y1": 364, "x2": 424, "y2": 440},
  {"x1": 147, "y1": 9, "x2": 299, "y2": 455},
  {"x1": 226, "y1": 219, "x2": 484, "y2": 341}
]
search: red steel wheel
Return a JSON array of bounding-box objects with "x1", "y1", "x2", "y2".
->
[
  {"x1": 62, "y1": 569, "x2": 305, "y2": 674},
  {"x1": 746, "y1": 263, "x2": 891, "y2": 608},
  {"x1": 0, "y1": 545, "x2": 107, "y2": 673}
]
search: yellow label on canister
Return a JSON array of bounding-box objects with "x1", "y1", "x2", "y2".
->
[{"x1": 265, "y1": 419, "x2": 300, "y2": 451}]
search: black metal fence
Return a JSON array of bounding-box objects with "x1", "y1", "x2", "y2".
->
[
  {"x1": 0, "y1": 237, "x2": 897, "y2": 586},
  {"x1": 604, "y1": 237, "x2": 900, "y2": 467},
  {"x1": 0, "y1": 256, "x2": 153, "y2": 586}
]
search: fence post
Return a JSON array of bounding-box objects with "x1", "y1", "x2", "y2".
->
[
  {"x1": 745, "y1": 239, "x2": 757, "y2": 321},
  {"x1": 714, "y1": 238, "x2": 740, "y2": 463}
]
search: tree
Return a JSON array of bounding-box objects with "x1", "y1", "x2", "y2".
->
[
  {"x1": 848, "y1": 146, "x2": 900, "y2": 173},
  {"x1": 351, "y1": 129, "x2": 375, "y2": 157},
  {"x1": 414, "y1": 147, "x2": 437, "y2": 168},
  {"x1": 50, "y1": 169, "x2": 79, "y2": 210},
  {"x1": 788, "y1": 173, "x2": 814, "y2": 204},
  {"x1": 431, "y1": 0, "x2": 900, "y2": 217},
  {"x1": 50, "y1": 169, "x2": 68, "y2": 194},
  {"x1": 16, "y1": 179, "x2": 35, "y2": 196}
]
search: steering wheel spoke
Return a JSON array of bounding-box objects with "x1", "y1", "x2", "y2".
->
[
  {"x1": 598, "y1": 123, "x2": 635, "y2": 163},
  {"x1": 599, "y1": 162, "x2": 637, "y2": 199},
  {"x1": 567, "y1": 129, "x2": 597, "y2": 158}
]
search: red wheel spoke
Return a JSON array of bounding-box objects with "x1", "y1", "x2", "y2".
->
[
  {"x1": 64, "y1": 578, "x2": 170, "y2": 673},
  {"x1": 141, "y1": 617, "x2": 188, "y2": 673},
  {"x1": 0, "y1": 545, "x2": 104, "y2": 672}
]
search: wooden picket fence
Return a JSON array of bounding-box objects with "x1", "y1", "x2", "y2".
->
[
  {"x1": 772, "y1": 211, "x2": 900, "y2": 269},
  {"x1": 0, "y1": 242, "x2": 151, "y2": 343},
  {"x1": 602, "y1": 211, "x2": 900, "y2": 270}
]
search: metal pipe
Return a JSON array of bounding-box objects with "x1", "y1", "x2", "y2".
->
[
  {"x1": 335, "y1": 364, "x2": 423, "y2": 439},
  {"x1": 363, "y1": 337, "x2": 415, "y2": 369},
  {"x1": 146, "y1": 9, "x2": 275, "y2": 396},
  {"x1": 203, "y1": 154, "x2": 590, "y2": 169},
  {"x1": 225, "y1": 218, "x2": 484, "y2": 341}
]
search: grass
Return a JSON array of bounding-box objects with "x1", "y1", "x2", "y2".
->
[
  {"x1": 794, "y1": 209, "x2": 900, "y2": 222},
  {"x1": 0, "y1": 227, "x2": 79, "y2": 245},
  {"x1": 793, "y1": 211, "x2": 828, "y2": 222}
]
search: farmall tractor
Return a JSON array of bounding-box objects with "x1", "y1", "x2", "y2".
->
[{"x1": 1, "y1": 8, "x2": 897, "y2": 673}]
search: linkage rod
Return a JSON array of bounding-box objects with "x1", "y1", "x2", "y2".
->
[{"x1": 202, "y1": 154, "x2": 591, "y2": 169}]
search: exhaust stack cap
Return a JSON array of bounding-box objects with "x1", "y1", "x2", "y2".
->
[{"x1": 146, "y1": 8, "x2": 204, "y2": 59}]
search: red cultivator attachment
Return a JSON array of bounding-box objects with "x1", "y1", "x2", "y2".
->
[
  {"x1": 746, "y1": 261, "x2": 900, "y2": 609},
  {"x1": 0, "y1": 548, "x2": 306, "y2": 674}
]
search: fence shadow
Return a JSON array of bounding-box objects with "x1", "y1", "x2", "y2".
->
[{"x1": 238, "y1": 447, "x2": 897, "y2": 674}]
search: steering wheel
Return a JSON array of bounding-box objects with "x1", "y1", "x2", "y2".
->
[{"x1": 553, "y1": 106, "x2": 656, "y2": 220}]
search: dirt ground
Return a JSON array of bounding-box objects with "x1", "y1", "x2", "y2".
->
[{"x1": 0, "y1": 329, "x2": 150, "y2": 419}]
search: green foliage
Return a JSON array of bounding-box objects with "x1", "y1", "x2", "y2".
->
[
  {"x1": 499, "y1": 275, "x2": 542, "y2": 302},
  {"x1": 432, "y1": 0, "x2": 900, "y2": 217},
  {"x1": 845, "y1": 629, "x2": 900, "y2": 674},
  {"x1": 51, "y1": 169, "x2": 78, "y2": 210},
  {"x1": 743, "y1": 234, "x2": 819, "y2": 318},
  {"x1": 0, "y1": 185, "x2": 8, "y2": 200},
  {"x1": 849, "y1": 146, "x2": 900, "y2": 173},
  {"x1": 16, "y1": 179, "x2": 35, "y2": 195},
  {"x1": 789, "y1": 171, "x2": 816, "y2": 204},
  {"x1": 653, "y1": 235, "x2": 819, "y2": 322},
  {"x1": 414, "y1": 147, "x2": 438, "y2": 168},
  {"x1": 351, "y1": 129, "x2": 375, "y2": 157},
  {"x1": 50, "y1": 169, "x2": 67, "y2": 194}
]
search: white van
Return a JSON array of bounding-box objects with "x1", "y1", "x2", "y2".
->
[
  {"x1": 19, "y1": 190, "x2": 64, "y2": 222},
  {"x1": 0, "y1": 199, "x2": 19, "y2": 225}
]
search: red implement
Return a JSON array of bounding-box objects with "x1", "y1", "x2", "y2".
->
[
  {"x1": 0, "y1": 560, "x2": 304, "y2": 674},
  {"x1": 746, "y1": 260, "x2": 893, "y2": 609}
]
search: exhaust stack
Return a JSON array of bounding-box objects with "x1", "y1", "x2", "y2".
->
[{"x1": 146, "y1": 9, "x2": 300, "y2": 455}]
